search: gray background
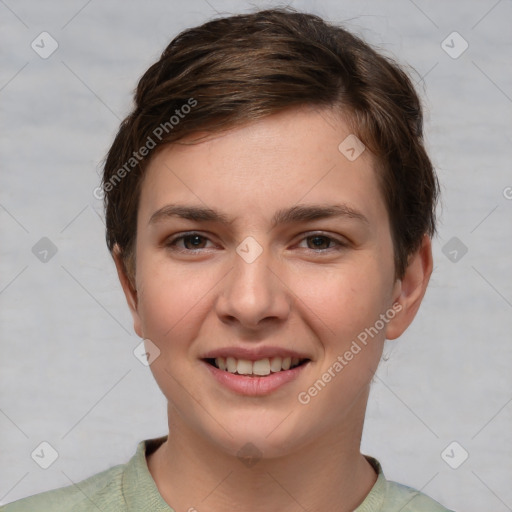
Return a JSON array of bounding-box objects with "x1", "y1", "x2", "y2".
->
[{"x1": 1, "y1": 1, "x2": 511, "y2": 510}]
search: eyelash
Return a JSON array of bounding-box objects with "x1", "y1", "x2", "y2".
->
[{"x1": 164, "y1": 231, "x2": 348, "y2": 253}]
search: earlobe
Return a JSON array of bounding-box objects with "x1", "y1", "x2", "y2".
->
[
  {"x1": 385, "y1": 235, "x2": 433, "y2": 340},
  {"x1": 112, "y1": 244, "x2": 143, "y2": 338}
]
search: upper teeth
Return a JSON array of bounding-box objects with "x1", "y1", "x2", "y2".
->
[{"x1": 215, "y1": 356, "x2": 302, "y2": 376}]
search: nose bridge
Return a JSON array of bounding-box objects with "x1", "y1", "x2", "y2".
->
[{"x1": 217, "y1": 237, "x2": 289, "y2": 327}]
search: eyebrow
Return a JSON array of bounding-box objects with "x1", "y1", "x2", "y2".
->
[{"x1": 148, "y1": 203, "x2": 369, "y2": 228}]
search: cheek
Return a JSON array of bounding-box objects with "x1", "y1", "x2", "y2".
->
[
  {"x1": 135, "y1": 254, "x2": 216, "y2": 346},
  {"x1": 292, "y1": 258, "x2": 391, "y2": 345},
  {"x1": 135, "y1": 260, "x2": 216, "y2": 403},
  {"x1": 292, "y1": 262, "x2": 392, "y2": 422}
]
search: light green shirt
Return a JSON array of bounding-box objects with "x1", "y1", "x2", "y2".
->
[{"x1": 1, "y1": 436, "x2": 453, "y2": 511}]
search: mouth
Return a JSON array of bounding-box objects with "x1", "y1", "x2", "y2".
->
[{"x1": 203, "y1": 356, "x2": 310, "y2": 377}]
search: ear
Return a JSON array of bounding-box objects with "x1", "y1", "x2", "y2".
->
[
  {"x1": 385, "y1": 234, "x2": 433, "y2": 340},
  {"x1": 112, "y1": 244, "x2": 143, "y2": 338}
]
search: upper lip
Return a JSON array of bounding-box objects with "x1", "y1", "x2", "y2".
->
[{"x1": 201, "y1": 346, "x2": 311, "y2": 361}]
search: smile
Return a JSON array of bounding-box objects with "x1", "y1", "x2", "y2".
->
[{"x1": 205, "y1": 356, "x2": 309, "y2": 376}]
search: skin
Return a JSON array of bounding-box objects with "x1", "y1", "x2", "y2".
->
[{"x1": 113, "y1": 106, "x2": 433, "y2": 512}]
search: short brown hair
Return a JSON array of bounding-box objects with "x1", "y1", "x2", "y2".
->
[{"x1": 102, "y1": 7, "x2": 439, "y2": 283}]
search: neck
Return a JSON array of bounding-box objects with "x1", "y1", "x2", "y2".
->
[{"x1": 147, "y1": 394, "x2": 377, "y2": 512}]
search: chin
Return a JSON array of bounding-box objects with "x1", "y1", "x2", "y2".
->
[{"x1": 198, "y1": 412, "x2": 314, "y2": 461}]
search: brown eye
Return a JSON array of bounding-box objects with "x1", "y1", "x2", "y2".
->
[
  {"x1": 182, "y1": 234, "x2": 208, "y2": 250},
  {"x1": 306, "y1": 235, "x2": 332, "y2": 250},
  {"x1": 165, "y1": 232, "x2": 213, "y2": 251},
  {"x1": 297, "y1": 233, "x2": 347, "y2": 252}
]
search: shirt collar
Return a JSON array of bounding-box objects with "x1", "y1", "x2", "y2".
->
[
  {"x1": 122, "y1": 437, "x2": 387, "y2": 511},
  {"x1": 123, "y1": 436, "x2": 174, "y2": 511},
  {"x1": 354, "y1": 455, "x2": 387, "y2": 511}
]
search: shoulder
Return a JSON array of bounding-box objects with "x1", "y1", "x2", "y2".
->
[
  {"x1": 0, "y1": 437, "x2": 169, "y2": 512},
  {"x1": 383, "y1": 479, "x2": 454, "y2": 512},
  {"x1": 358, "y1": 456, "x2": 454, "y2": 512},
  {"x1": 0, "y1": 461, "x2": 126, "y2": 512}
]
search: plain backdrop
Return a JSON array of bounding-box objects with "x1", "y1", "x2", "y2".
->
[{"x1": 1, "y1": 1, "x2": 511, "y2": 511}]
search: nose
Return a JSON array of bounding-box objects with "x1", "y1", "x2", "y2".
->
[{"x1": 215, "y1": 243, "x2": 291, "y2": 332}]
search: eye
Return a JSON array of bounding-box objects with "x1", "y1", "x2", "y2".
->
[
  {"x1": 297, "y1": 233, "x2": 347, "y2": 252},
  {"x1": 165, "y1": 232, "x2": 215, "y2": 251},
  {"x1": 164, "y1": 231, "x2": 347, "y2": 254}
]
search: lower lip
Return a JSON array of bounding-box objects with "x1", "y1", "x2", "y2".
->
[{"x1": 202, "y1": 360, "x2": 309, "y2": 396}]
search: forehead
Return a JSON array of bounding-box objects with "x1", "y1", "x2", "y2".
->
[{"x1": 137, "y1": 107, "x2": 387, "y2": 230}]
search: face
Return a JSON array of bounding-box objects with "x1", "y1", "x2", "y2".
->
[{"x1": 115, "y1": 106, "x2": 430, "y2": 458}]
